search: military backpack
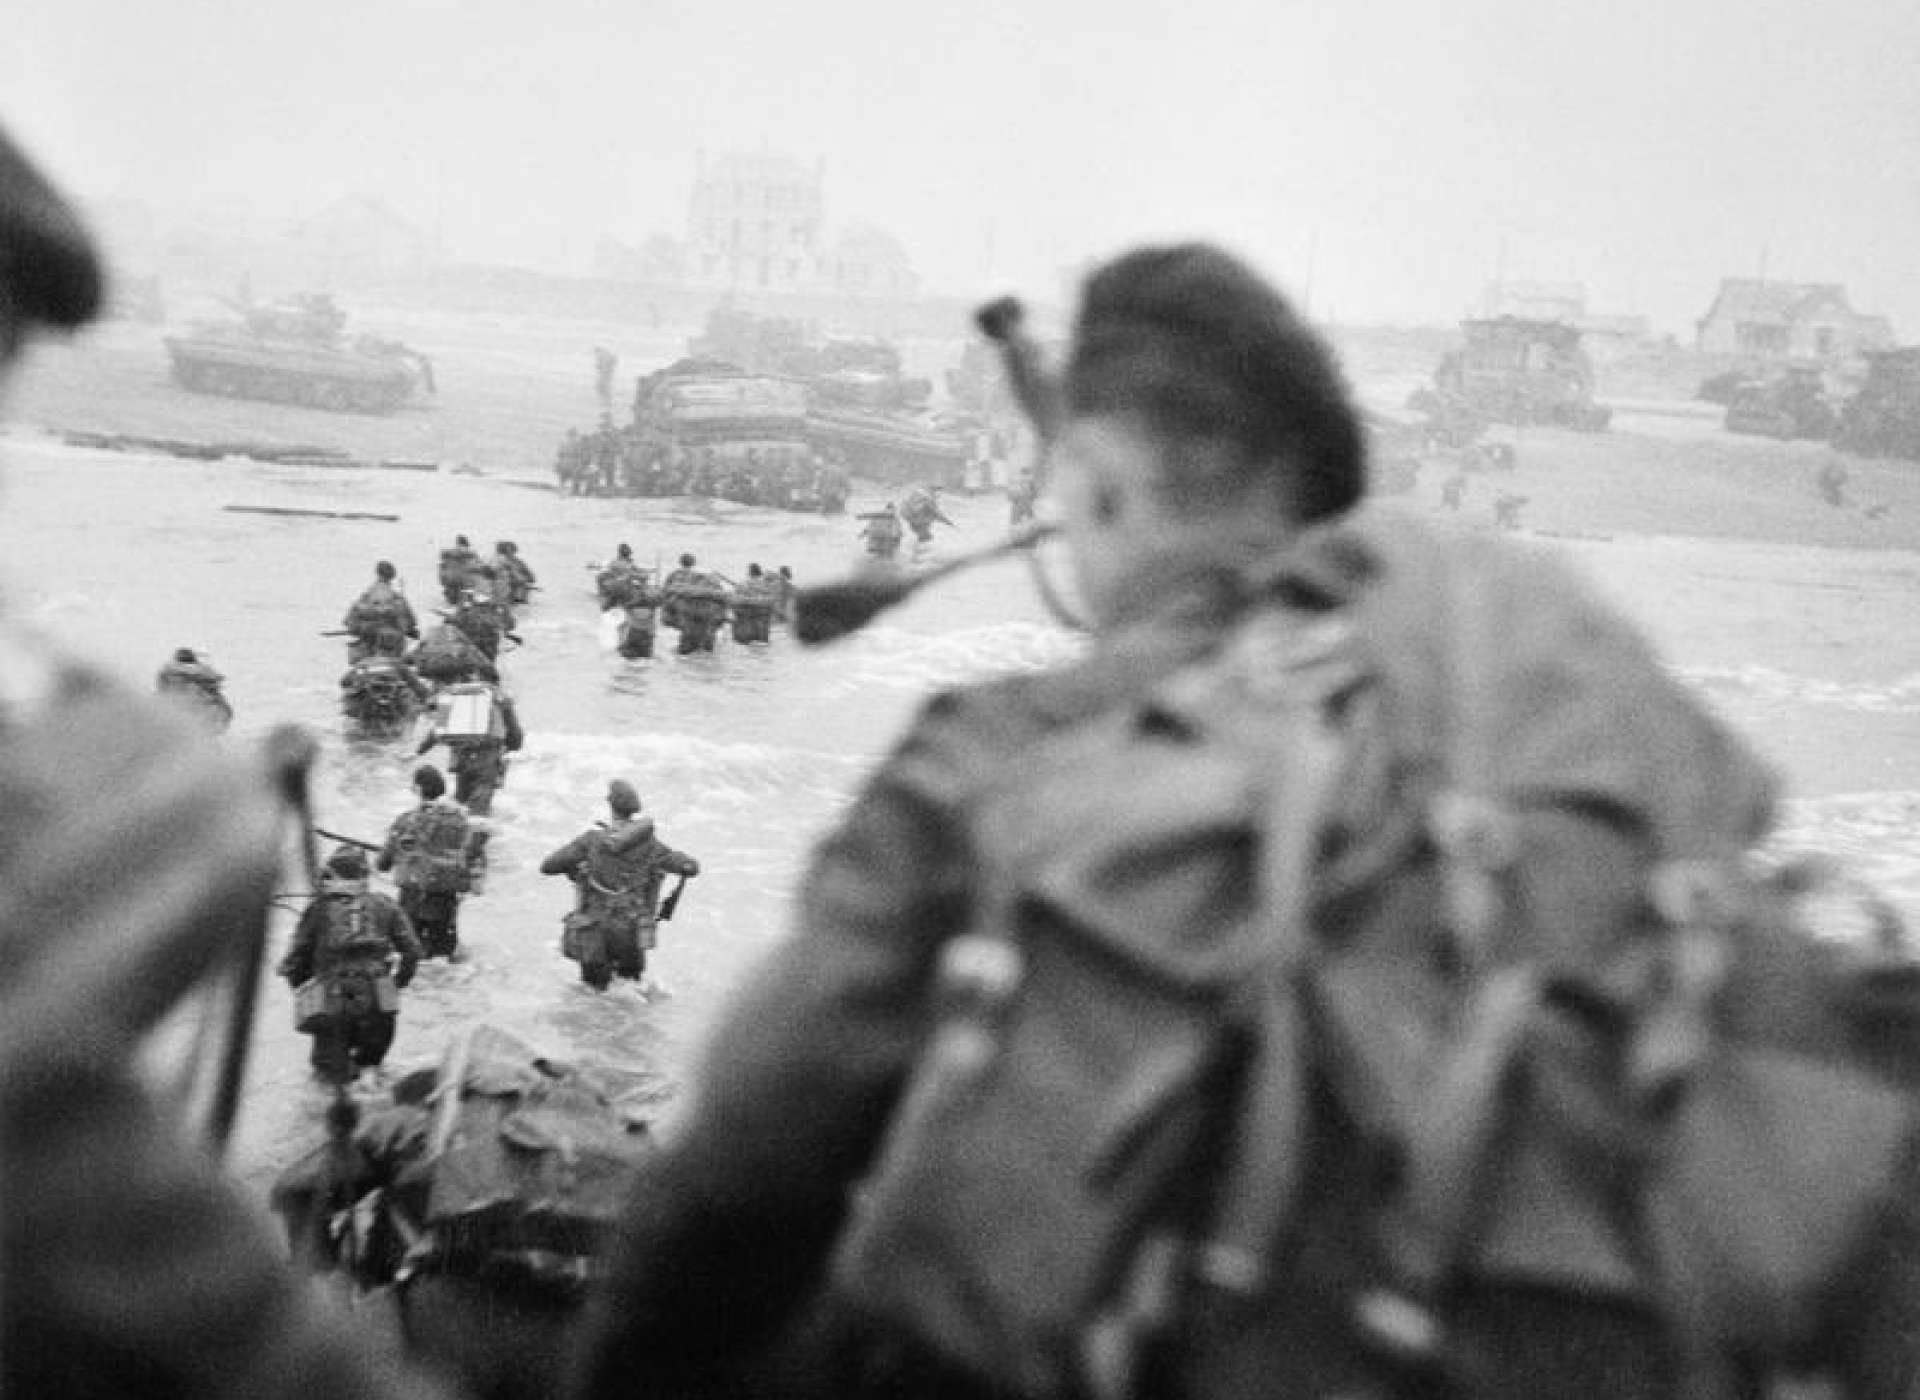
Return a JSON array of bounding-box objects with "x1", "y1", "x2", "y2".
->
[
  {"x1": 397, "y1": 802, "x2": 472, "y2": 895},
  {"x1": 829, "y1": 513, "x2": 1920, "y2": 1400}
]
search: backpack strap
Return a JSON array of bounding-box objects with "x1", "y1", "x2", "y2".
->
[
  {"x1": 1202, "y1": 609, "x2": 1365, "y2": 1288},
  {"x1": 1079, "y1": 606, "x2": 1365, "y2": 1400},
  {"x1": 1348, "y1": 546, "x2": 1547, "y2": 1379}
]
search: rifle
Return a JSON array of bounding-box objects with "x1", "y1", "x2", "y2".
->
[
  {"x1": 659, "y1": 873, "x2": 689, "y2": 922},
  {"x1": 313, "y1": 825, "x2": 382, "y2": 854}
]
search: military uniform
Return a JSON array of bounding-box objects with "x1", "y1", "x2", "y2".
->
[
  {"x1": 377, "y1": 795, "x2": 477, "y2": 959},
  {"x1": 155, "y1": 652, "x2": 233, "y2": 731},
  {"x1": 597, "y1": 558, "x2": 643, "y2": 611},
  {"x1": 730, "y1": 569, "x2": 778, "y2": 644},
  {"x1": 616, "y1": 579, "x2": 664, "y2": 659},
  {"x1": 279, "y1": 879, "x2": 423, "y2": 1083},
  {"x1": 452, "y1": 596, "x2": 510, "y2": 660},
  {"x1": 860, "y1": 507, "x2": 904, "y2": 559},
  {"x1": 661, "y1": 566, "x2": 727, "y2": 653},
  {"x1": 569, "y1": 530, "x2": 1920, "y2": 1400},
  {"x1": 343, "y1": 579, "x2": 419, "y2": 661},
  {"x1": 439, "y1": 543, "x2": 481, "y2": 604},
  {"x1": 419, "y1": 685, "x2": 523, "y2": 815},
  {"x1": 900, "y1": 487, "x2": 948, "y2": 543},
  {"x1": 338, "y1": 654, "x2": 430, "y2": 734},
  {"x1": 541, "y1": 814, "x2": 698, "y2": 991},
  {"x1": 501, "y1": 546, "x2": 537, "y2": 604},
  {"x1": 569, "y1": 563, "x2": 1246, "y2": 1398},
  {"x1": 415, "y1": 620, "x2": 491, "y2": 684},
  {"x1": 569, "y1": 243, "x2": 1920, "y2": 1400}
]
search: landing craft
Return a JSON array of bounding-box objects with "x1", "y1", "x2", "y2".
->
[{"x1": 1427, "y1": 315, "x2": 1612, "y2": 432}]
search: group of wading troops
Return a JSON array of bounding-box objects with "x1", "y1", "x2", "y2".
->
[
  {"x1": 11, "y1": 113, "x2": 1920, "y2": 1400},
  {"x1": 595, "y1": 546, "x2": 795, "y2": 654},
  {"x1": 298, "y1": 536, "x2": 708, "y2": 1083}
]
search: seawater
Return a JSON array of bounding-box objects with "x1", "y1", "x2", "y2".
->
[{"x1": 2, "y1": 439, "x2": 1915, "y2": 1187}]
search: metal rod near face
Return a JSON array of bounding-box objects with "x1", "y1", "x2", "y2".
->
[{"x1": 790, "y1": 297, "x2": 1069, "y2": 647}]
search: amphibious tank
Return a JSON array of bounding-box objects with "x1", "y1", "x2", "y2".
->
[
  {"x1": 164, "y1": 294, "x2": 434, "y2": 414},
  {"x1": 1723, "y1": 365, "x2": 1835, "y2": 441}
]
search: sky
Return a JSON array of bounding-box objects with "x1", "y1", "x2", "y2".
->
[{"x1": 4, "y1": 0, "x2": 1917, "y2": 335}]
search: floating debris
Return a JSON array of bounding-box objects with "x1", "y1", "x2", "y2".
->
[{"x1": 223, "y1": 504, "x2": 401, "y2": 523}]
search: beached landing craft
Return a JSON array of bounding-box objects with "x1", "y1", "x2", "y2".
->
[
  {"x1": 1428, "y1": 315, "x2": 1613, "y2": 432},
  {"x1": 164, "y1": 292, "x2": 436, "y2": 415}
]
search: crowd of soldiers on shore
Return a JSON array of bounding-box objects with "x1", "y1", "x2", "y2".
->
[{"x1": 552, "y1": 420, "x2": 854, "y2": 513}]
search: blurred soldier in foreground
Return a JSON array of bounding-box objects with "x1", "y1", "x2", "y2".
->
[
  {"x1": 568, "y1": 246, "x2": 1920, "y2": 1400},
  {"x1": 542, "y1": 780, "x2": 699, "y2": 991},
  {"x1": 0, "y1": 119, "x2": 448, "y2": 1400}
]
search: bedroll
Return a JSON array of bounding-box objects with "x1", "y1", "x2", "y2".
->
[{"x1": 418, "y1": 1024, "x2": 657, "y2": 1289}]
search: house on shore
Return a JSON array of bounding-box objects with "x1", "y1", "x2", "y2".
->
[{"x1": 1695, "y1": 279, "x2": 1893, "y2": 362}]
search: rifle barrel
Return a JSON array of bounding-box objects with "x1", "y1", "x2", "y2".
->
[{"x1": 312, "y1": 825, "x2": 382, "y2": 853}]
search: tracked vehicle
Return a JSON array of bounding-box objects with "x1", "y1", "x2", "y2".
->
[{"x1": 164, "y1": 294, "x2": 434, "y2": 414}]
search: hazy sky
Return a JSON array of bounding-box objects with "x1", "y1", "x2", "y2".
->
[{"x1": 5, "y1": 0, "x2": 1916, "y2": 334}]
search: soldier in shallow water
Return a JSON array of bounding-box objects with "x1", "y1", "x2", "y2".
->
[{"x1": 542, "y1": 780, "x2": 699, "y2": 991}]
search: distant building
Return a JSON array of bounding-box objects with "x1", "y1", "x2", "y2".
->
[
  {"x1": 822, "y1": 225, "x2": 919, "y2": 299},
  {"x1": 687, "y1": 152, "x2": 826, "y2": 291},
  {"x1": 1695, "y1": 279, "x2": 1894, "y2": 361}
]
